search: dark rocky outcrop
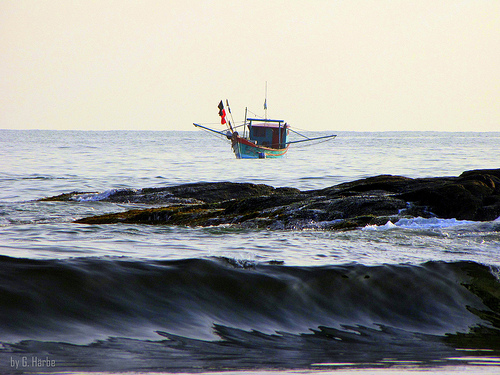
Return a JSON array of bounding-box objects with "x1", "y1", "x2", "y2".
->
[
  {"x1": 41, "y1": 182, "x2": 295, "y2": 205},
  {"x1": 42, "y1": 169, "x2": 500, "y2": 229},
  {"x1": 398, "y1": 169, "x2": 500, "y2": 221}
]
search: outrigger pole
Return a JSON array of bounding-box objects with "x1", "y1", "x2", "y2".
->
[
  {"x1": 286, "y1": 134, "x2": 337, "y2": 145},
  {"x1": 193, "y1": 123, "x2": 228, "y2": 136}
]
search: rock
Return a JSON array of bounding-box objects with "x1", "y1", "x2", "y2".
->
[
  {"x1": 399, "y1": 171, "x2": 500, "y2": 221},
  {"x1": 47, "y1": 169, "x2": 500, "y2": 229},
  {"x1": 41, "y1": 191, "x2": 97, "y2": 202},
  {"x1": 76, "y1": 205, "x2": 226, "y2": 226},
  {"x1": 163, "y1": 182, "x2": 291, "y2": 203},
  {"x1": 42, "y1": 182, "x2": 298, "y2": 205},
  {"x1": 312, "y1": 175, "x2": 415, "y2": 196}
]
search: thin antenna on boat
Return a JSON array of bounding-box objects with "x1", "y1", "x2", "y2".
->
[
  {"x1": 244, "y1": 107, "x2": 248, "y2": 138},
  {"x1": 264, "y1": 81, "x2": 268, "y2": 119}
]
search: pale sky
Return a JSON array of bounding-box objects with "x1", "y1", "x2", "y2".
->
[{"x1": 1, "y1": 0, "x2": 499, "y2": 131}]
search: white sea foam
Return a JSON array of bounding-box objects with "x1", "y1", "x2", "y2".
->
[
  {"x1": 363, "y1": 217, "x2": 477, "y2": 231},
  {"x1": 363, "y1": 221, "x2": 398, "y2": 231},
  {"x1": 395, "y1": 217, "x2": 476, "y2": 229},
  {"x1": 72, "y1": 189, "x2": 121, "y2": 202}
]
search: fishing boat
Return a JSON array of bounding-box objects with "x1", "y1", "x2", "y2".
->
[{"x1": 193, "y1": 99, "x2": 336, "y2": 159}]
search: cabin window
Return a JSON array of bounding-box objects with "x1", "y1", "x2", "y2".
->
[{"x1": 253, "y1": 127, "x2": 266, "y2": 137}]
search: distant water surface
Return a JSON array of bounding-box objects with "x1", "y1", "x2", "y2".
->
[{"x1": 2, "y1": 130, "x2": 499, "y2": 201}]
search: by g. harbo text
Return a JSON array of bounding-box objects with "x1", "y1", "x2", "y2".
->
[{"x1": 10, "y1": 356, "x2": 56, "y2": 369}]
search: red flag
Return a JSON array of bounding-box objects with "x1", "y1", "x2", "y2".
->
[{"x1": 218, "y1": 100, "x2": 226, "y2": 124}]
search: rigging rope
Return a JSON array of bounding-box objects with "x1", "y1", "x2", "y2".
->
[
  {"x1": 292, "y1": 137, "x2": 336, "y2": 148},
  {"x1": 246, "y1": 109, "x2": 264, "y2": 118},
  {"x1": 198, "y1": 127, "x2": 228, "y2": 142},
  {"x1": 289, "y1": 128, "x2": 311, "y2": 140}
]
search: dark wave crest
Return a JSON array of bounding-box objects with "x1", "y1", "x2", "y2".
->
[
  {"x1": 0, "y1": 256, "x2": 499, "y2": 371},
  {"x1": 1, "y1": 256, "x2": 499, "y2": 339}
]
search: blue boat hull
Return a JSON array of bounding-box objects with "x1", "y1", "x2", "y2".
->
[{"x1": 232, "y1": 137, "x2": 288, "y2": 159}]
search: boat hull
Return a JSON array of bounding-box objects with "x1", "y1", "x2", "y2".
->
[{"x1": 232, "y1": 137, "x2": 288, "y2": 159}]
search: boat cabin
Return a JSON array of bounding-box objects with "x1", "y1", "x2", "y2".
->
[{"x1": 246, "y1": 118, "x2": 289, "y2": 149}]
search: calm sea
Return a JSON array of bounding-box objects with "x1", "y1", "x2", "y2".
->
[{"x1": 1, "y1": 129, "x2": 499, "y2": 373}]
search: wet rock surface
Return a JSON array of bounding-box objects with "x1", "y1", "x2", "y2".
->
[{"x1": 42, "y1": 169, "x2": 500, "y2": 229}]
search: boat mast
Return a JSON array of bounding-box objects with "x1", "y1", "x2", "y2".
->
[
  {"x1": 264, "y1": 81, "x2": 268, "y2": 119},
  {"x1": 244, "y1": 107, "x2": 248, "y2": 138},
  {"x1": 226, "y1": 99, "x2": 236, "y2": 133}
]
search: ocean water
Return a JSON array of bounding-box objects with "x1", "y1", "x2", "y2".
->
[{"x1": 1, "y1": 129, "x2": 500, "y2": 374}]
